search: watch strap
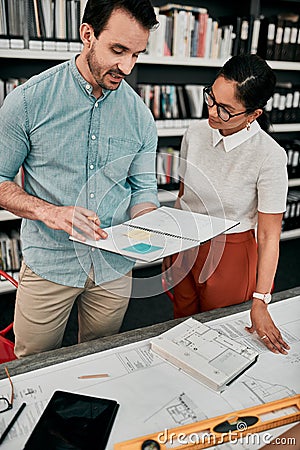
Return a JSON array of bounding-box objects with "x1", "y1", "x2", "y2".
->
[{"x1": 253, "y1": 292, "x2": 272, "y2": 304}]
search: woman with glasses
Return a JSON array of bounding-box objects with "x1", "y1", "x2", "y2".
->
[{"x1": 163, "y1": 54, "x2": 289, "y2": 355}]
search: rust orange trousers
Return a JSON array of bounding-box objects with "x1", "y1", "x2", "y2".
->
[{"x1": 171, "y1": 230, "x2": 257, "y2": 318}]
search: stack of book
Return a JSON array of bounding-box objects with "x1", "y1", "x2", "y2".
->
[
  {"x1": 137, "y1": 83, "x2": 206, "y2": 120},
  {"x1": 256, "y1": 13, "x2": 300, "y2": 62},
  {"x1": 266, "y1": 83, "x2": 300, "y2": 124},
  {"x1": 147, "y1": 3, "x2": 235, "y2": 60},
  {"x1": 0, "y1": 0, "x2": 86, "y2": 50}
]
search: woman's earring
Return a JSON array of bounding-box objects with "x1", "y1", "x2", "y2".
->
[{"x1": 246, "y1": 121, "x2": 251, "y2": 131}]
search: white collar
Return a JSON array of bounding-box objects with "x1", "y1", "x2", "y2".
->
[{"x1": 212, "y1": 120, "x2": 261, "y2": 152}]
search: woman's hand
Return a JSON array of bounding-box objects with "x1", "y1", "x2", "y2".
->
[{"x1": 245, "y1": 300, "x2": 290, "y2": 354}]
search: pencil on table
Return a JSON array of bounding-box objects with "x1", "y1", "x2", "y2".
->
[{"x1": 78, "y1": 374, "x2": 110, "y2": 379}]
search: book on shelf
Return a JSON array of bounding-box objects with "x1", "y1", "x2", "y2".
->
[
  {"x1": 281, "y1": 20, "x2": 292, "y2": 61},
  {"x1": 291, "y1": 88, "x2": 300, "y2": 122},
  {"x1": 277, "y1": 12, "x2": 299, "y2": 61},
  {"x1": 40, "y1": 0, "x2": 55, "y2": 39},
  {"x1": 256, "y1": 15, "x2": 276, "y2": 60},
  {"x1": 184, "y1": 84, "x2": 205, "y2": 118},
  {"x1": 283, "y1": 91, "x2": 294, "y2": 123},
  {"x1": 196, "y1": 11, "x2": 208, "y2": 57},
  {"x1": 250, "y1": 17, "x2": 262, "y2": 54},
  {"x1": 150, "y1": 317, "x2": 258, "y2": 391},
  {"x1": 0, "y1": 229, "x2": 22, "y2": 273},
  {"x1": 204, "y1": 16, "x2": 213, "y2": 59},
  {"x1": 266, "y1": 16, "x2": 277, "y2": 60},
  {"x1": 273, "y1": 16, "x2": 284, "y2": 61},
  {"x1": 283, "y1": 188, "x2": 300, "y2": 231},
  {"x1": 282, "y1": 139, "x2": 300, "y2": 178},
  {"x1": 218, "y1": 15, "x2": 241, "y2": 56},
  {"x1": 289, "y1": 21, "x2": 299, "y2": 62},
  {"x1": 294, "y1": 22, "x2": 300, "y2": 62},
  {"x1": 69, "y1": 206, "x2": 239, "y2": 263},
  {"x1": 156, "y1": 146, "x2": 180, "y2": 184},
  {"x1": 209, "y1": 19, "x2": 220, "y2": 59},
  {"x1": 239, "y1": 17, "x2": 250, "y2": 55},
  {"x1": 147, "y1": 13, "x2": 167, "y2": 57}
]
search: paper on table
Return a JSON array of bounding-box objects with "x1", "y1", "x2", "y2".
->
[{"x1": 69, "y1": 206, "x2": 239, "y2": 262}]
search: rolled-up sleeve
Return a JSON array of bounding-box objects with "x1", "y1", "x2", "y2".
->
[
  {"x1": 0, "y1": 87, "x2": 29, "y2": 184},
  {"x1": 129, "y1": 117, "x2": 160, "y2": 208}
]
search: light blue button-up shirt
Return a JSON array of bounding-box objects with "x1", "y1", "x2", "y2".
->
[{"x1": 0, "y1": 56, "x2": 159, "y2": 286}]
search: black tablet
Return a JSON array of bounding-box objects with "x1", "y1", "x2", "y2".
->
[{"x1": 23, "y1": 390, "x2": 119, "y2": 450}]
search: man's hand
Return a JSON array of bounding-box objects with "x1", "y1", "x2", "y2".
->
[{"x1": 41, "y1": 205, "x2": 108, "y2": 242}]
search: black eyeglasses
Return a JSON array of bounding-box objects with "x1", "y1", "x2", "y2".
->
[
  {"x1": 0, "y1": 367, "x2": 14, "y2": 413},
  {"x1": 203, "y1": 86, "x2": 248, "y2": 122}
]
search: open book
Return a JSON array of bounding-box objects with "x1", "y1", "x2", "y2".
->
[
  {"x1": 69, "y1": 206, "x2": 239, "y2": 262},
  {"x1": 150, "y1": 318, "x2": 258, "y2": 391}
]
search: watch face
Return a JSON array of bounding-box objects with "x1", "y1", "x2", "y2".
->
[{"x1": 264, "y1": 293, "x2": 272, "y2": 304}]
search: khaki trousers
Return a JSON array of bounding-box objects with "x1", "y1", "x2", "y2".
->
[
  {"x1": 14, "y1": 263, "x2": 132, "y2": 358},
  {"x1": 172, "y1": 230, "x2": 257, "y2": 318}
]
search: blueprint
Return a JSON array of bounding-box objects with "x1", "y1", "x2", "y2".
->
[
  {"x1": 0, "y1": 296, "x2": 299, "y2": 449},
  {"x1": 150, "y1": 318, "x2": 258, "y2": 391}
]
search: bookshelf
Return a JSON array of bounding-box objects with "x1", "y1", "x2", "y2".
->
[
  {"x1": 1, "y1": 49, "x2": 300, "y2": 70},
  {"x1": 0, "y1": 0, "x2": 300, "y2": 292}
]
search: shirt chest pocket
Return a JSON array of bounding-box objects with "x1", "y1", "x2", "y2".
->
[{"x1": 103, "y1": 137, "x2": 140, "y2": 182}]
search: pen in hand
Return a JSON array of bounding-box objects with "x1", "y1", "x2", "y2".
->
[
  {"x1": 0, "y1": 402, "x2": 26, "y2": 445},
  {"x1": 87, "y1": 215, "x2": 99, "y2": 224},
  {"x1": 87, "y1": 215, "x2": 108, "y2": 239}
]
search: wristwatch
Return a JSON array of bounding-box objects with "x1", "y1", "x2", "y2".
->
[{"x1": 252, "y1": 292, "x2": 272, "y2": 304}]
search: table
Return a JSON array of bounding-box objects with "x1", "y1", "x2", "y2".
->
[
  {"x1": 1, "y1": 286, "x2": 299, "y2": 379},
  {"x1": 0, "y1": 287, "x2": 299, "y2": 450}
]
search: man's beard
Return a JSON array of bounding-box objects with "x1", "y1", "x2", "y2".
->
[{"x1": 87, "y1": 47, "x2": 122, "y2": 91}]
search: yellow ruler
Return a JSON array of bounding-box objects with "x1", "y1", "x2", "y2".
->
[{"x1": 114, "y1": 394, "x2": 300, "y2": 450}]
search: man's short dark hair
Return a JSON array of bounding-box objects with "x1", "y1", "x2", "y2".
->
[{"x1": 82, "y1": 0, "x2": 158, "y2": 38}]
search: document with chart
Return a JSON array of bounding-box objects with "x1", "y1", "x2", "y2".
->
[{"x1": 70, "y1": 206, "x2": 239, "y2": 262}]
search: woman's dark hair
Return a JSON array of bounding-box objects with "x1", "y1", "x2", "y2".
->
[
  {"x1": 82, "y1": 0, "x2": 158, "y2": 37},
  {"x1": 216, "y1": 54, "x2": 276, "y2": 132}
]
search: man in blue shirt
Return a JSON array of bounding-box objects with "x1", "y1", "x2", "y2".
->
[{"x1": 0, "y1": 0, "x2": 159, "y2": 357}]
